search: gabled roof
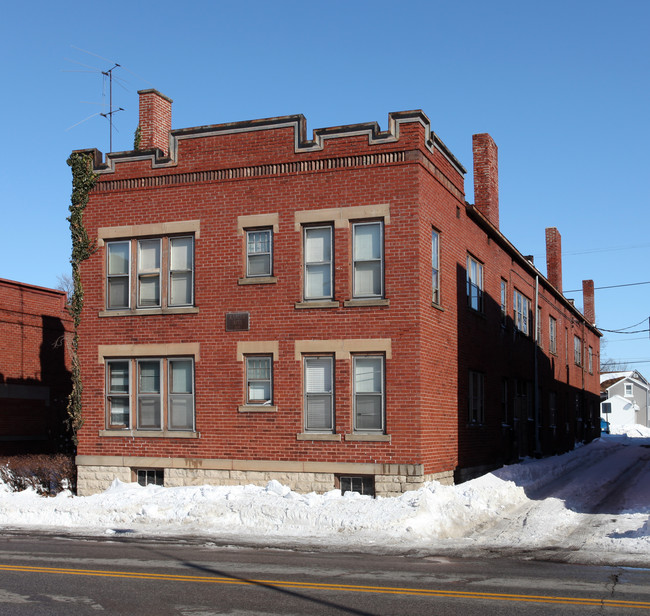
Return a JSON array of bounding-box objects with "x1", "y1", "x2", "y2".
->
[{"x1": 600, "y1": 376, "x2": 624, "y2": 392}]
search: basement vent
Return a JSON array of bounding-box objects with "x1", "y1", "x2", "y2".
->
[
  {"x1": 135, "y1": 469, "x2": 164, "y2": 487},
  {"x1": 337, "y1": 475, "x2": 375, "y2": 497}
]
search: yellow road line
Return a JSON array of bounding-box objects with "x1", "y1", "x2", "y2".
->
[{"x1": 0, "y1": 563, "x2": 648, "y2": 609}]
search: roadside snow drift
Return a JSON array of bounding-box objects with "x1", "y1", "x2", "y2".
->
[{"x1": 0, "y1": 428, "x2": 648, "y2": 565}]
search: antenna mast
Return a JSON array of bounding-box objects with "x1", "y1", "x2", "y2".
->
[{"x1": 100, "y1": 63, "x2": 124, "y2": 153}]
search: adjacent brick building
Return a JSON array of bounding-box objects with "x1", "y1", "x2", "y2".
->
[
  {"x1": 74, "y1": 90, "x2": 601, "y2": 495},
  {"x1": 0, "y1": 278, "x2": 72, "y2": 453}
]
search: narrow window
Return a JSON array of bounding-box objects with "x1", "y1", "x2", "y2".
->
[
  {"x1": 588, "y1": 346, "x2": 593, "y2": 374},
  {"x1": 246, "y1": 229, "x2": 272, "y2": 277},
  {"x1": 549, "y1": 316, "x2": 557, "y2": 354},
  {"x1": 169, "y1": 236, "x2": 194, "y2": 306},
  {"x1": 137, "y1": 359, "x2": 162, "y2": 429},
  {"x1": 513, "y1": 289, "x2": 531, "y2": 334},
  {"x1": 107, "y1": 360, "x2": 130, "y2": 428},
  {"x1": 500, "y1": 279, "x2": 507, "y2": 324},
  {"x1": 353, "y1": 221, "x2": 383, "y2": 298},
  {"x1": 466, "y1": 255, "x2": 483, "y2": 311},
  {"x1": 304, "y1": 356, "x2": 333, "y2": 432},
  {"x1": 107, "y1": 241, "x2": 130, "y2": 309},
  {"x1": 469, "y1": 371, "x2": 484, "y2": 423},
  {"x1": 625, "y1": 382, "x2": 633, "y2": 397},
  {"x1": 536, "y1": 306, "x2": 542, "y2": 347},
  {"x1": 137, "y1": 239, "x2": 161, "y2": 308},
  {"x1": 246, "y1": 356, "x2": 272, "y2": 405},
  {"x1": 168, "y1": 359, "x2": 194, "y2": 430},
  {"x1": 432, "y1": 229, "x2": 440, "y2": 304},
  {"x1": 304, "y1": 226, "x2": 332, "y2": 300},
  {"x1": 353, "y1": 356, "x2": 385, "y2": 432},
  {"x1": 574, "y1": 336, "x2": 582, "y2": 366}
]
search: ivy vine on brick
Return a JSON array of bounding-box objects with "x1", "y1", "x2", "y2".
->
[{"x1": 66, "y1": 152, "x2": 97, "y2": 444}]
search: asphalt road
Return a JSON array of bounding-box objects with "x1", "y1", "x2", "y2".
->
[{"x1": 0, "y1": 532, "x2": 648, "y2": 615}]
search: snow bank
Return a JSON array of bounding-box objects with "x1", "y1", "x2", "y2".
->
[{"x1": 0, "y1": 429, "x2": 648, "y2": 563}]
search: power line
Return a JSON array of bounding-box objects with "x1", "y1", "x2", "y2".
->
[{"x1": 564, "y1": 281, "x2": 650, "y2": 293}]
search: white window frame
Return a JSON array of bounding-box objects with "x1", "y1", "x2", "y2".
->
[
  {"x1": 245, "y1": 355, "x2": 273, "y2": 406},
  {"x1": 169, "y1": 236, "x2": 194, "y2": 306},
  {"x1": 549, "y1": 316, "x2": 557, "y2": 354},
  {"x1": 105, "y1": 357, "x2": 195, "y2": 431},
  {"x1": 574, "y1": 335, "x2": 582, "y2": 366},
  {"x1": 137, "y1": 238, "x2": 162, "y2": 308},
  {"x1": 106, "y1": 241, "x2": 131, "y2": 310},
  {"x1": 352, "y1": 221, "x2": 384, "y2": 299},
  {"x1": 304, "y1": 356, "x2": 334, "y2": 432},
  {"x1": 432, "y1": 229, "x2": 440, "y2": 305},
  {"x1": 353, "y1": 355, "x2": 385, "y2": 433},
  {"x1": 500, "y1": 279, "x2": 507, "y2": 323},
  {"x1": 466, "y1": 254, "x2": 483, "y2": 311},
  {"x1": 588, "y1": 346, "x2": 593, "y2": 374},
  {"x1": 536, "y1": 306, "x2": 542, "y2": 347},
  {"x1": 303, "y1": 225, "x2": 333, "y2": 300},
  {"x1": 513, "y1": 289, "x2": 531, "y2": 335},
  {"x1": 168, "y1": 358, "x2": 195, "y2": 431},
  {"x1": 625, "y1": 382, "x2": 633, "y2": 397},
  {"x1": 106, "y1": 235, "x2": 195, "y2": 311},
  {"x1": 469, "y1": 371, "x2": 484, "y2": 424},
  {"x1": 246, "y1": 228, "x2": 273, "y2": 278},
  {"x1": 106, "y1": 359, "x2": 131, "y2": 428}
]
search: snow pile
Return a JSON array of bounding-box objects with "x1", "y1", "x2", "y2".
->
[
  {"x1": 0, "y1": 428, "x2": 648, "y2": 564},
  {"x1": 609, "y1": 423, "x2": 650, "y2": 438}
]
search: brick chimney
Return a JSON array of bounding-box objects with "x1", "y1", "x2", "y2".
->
[
  {"x1": 582, "y1": 279, "x2": 595, "y2": 325},
  {"x1": 137, "y1": 89, "x2": 172, "y2": 155},
  {"x1": 545, "y1": 227, "x2": 562, "y2": 292},
  {"x1": 472, "y1": 133, "x2": 499, "y2": 229}
]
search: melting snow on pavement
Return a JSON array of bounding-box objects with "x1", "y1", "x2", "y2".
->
[{"x1": 1, "y1": 426, "x2": 649, "y2": 565}]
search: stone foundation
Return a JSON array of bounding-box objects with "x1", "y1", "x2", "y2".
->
[{"x1": 76, "y1": 456, "x2": 455, "y2": 497}]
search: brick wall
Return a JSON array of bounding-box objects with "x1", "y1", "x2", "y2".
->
[
  {"x1": 0, "y1": 279, "x2": 72, "y2": 452},
  {"x1": 74, "y1": 99, "x2": 600, "y2": 492}
]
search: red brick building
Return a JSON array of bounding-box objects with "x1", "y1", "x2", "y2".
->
[
  {"x1": 0, "y1": 278, "x2": 72, "y2": 453},
  {"x1": 74, "y1": 90, "x2": 601, "y2": 495}
]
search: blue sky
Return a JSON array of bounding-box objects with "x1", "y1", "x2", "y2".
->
[{"x1": 1, "y1": 1, "x2": 648, "y2": 372}]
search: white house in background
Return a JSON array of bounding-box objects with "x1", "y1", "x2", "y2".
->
[{"x1": 600, "y1": 371, "x2": 650, "y2": 427}]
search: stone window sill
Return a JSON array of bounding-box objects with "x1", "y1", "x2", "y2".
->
[
  {"x1": 238, "y1": 405, "x2": 277, "y2": 413},
  {"x1": 294, "y1": 300, "x2": 340, "y2": 309},
  {"x1": 345, "y1": 433, "x2": 391, "y2": 442},
  {"x1": 99, "y1": 307, "x2": 199, "y2": 317},
  {"x1": 296, "y1": 433, "x2": 342, "y2": 441},
  {"x1": 99, "y1": 429, "x2": 199, "y2": 438},
  {"x1": 343, "y1": 299, "x2": 390, "y2": 308},
  {"x1": 238, "y1": 277, "x2": 278, "y2": 285}
]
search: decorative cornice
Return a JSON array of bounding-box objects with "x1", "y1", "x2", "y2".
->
[{"x1": 75, "y1": 110, "x2": 466, "y2": 178}]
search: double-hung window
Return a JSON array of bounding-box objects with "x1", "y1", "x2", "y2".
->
[
  {"x1": 500, "y1": 279, "x2": 507, "y2": 324},
  {"x1": 549, "y1": 316, "x2": 557, "y2": 354},
  {"x1": 469, "y1": 371, "x2": 484, "y2": 423},
  {"x1": 574, "y1": 336, "x2": 582, "y2": 366},
  {"x1": 107, "y1": 242, "x2": 130, "y2": 309},
  {"x1": 304, "y1": 226, "x2": 332, "y2": 300},
  {"x1": 105, "y1": 357, "x2": 195, "y2": 431},
  {"x1": 466, "y1": 255, "x2": 483, "y2": 311},
  {"x1": 513, "y1": 289, "x2": 531, "y2": 334},
  {"x1": 169, "y1": 237, "x2": 194, "y2": 305},
  {"x1": 246, "y1": 356, "x2": 273, "y2": 405},
  {"x1": 353, "y1": 355, "x2": 385, "y2": 432},
  {"x1": 107, "y1": 360, "x2": 130, "y2": 427},
  {"x1": 138, "y1": 240, "x2": 161, "y2": 308},
  {"x1": 304, "y1": 356, "x2": 333, "y2": 432},
  {"x1": 588, "y1": 346, "x2": 593, "y2": 374},
  {"x1": 106, "y1": 235, "x2": 194, "y2": 310},
  {"x1": 246, "y1": 229, "x2": 272, "y2": 277},
  {"x1": 353, "y1": 221, "x2": 383, "y2": 298},
  {"x1": 432, "y1": 229, "x2": 440, "y2": 304}
]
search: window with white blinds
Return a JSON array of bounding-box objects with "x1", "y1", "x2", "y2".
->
[{"x1": 304, "y1": 356, "x2": 333, "y2": 431}]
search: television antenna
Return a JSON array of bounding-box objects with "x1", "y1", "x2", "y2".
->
[{"x1": 64, "y1": 47, "x2": 135, "y2": 153}]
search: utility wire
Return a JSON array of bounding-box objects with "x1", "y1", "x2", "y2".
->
[{"x1": 564, "y1": 281, "x2": 650, "y2": 293}]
